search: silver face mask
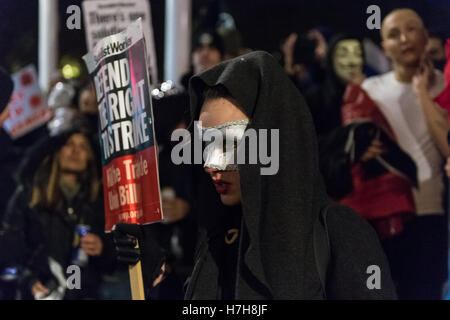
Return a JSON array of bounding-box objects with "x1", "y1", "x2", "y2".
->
[{"x1": 196, "y1": 120, "x2": 249, "y2": 171}]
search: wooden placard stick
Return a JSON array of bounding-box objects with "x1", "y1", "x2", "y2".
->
[{"x1": 129, "y1": 241, "x2": 145, "y2": 300}]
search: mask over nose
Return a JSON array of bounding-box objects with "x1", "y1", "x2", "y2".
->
[{"x1": 196, "y1": 120, "x2": 249, "y2": 171}]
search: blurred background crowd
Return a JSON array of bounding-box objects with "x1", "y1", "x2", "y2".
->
[{"x1": 1, "y1": 0, "x2": 450, "y2": 300}]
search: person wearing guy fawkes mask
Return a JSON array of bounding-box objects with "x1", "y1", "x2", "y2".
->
[
  {"x1": 180, "y1": 30, "x2": 225, "y2": 90},
  {"x1": 302, "y1": 34, "x2": 367, "y2": 136},
  {"x1": 112, "y1": 51, "x2": 397, "y2": 300}
]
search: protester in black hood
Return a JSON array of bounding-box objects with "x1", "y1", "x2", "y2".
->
[{"x1": 114, "y1": 51, "x2": 397, "y2": 300}]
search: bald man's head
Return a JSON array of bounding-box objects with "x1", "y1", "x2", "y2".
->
[
  {"x1": 381, "y1": 8, "x2": 428, "y2": 67},
  {"x1": 381, "y1": 9, "x2": 425, "y2": 39}
]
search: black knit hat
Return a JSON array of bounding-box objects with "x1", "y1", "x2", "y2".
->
[
  {"x1": 0, "y1": 67, "x2": 13, "y2": 112},
  {"x1": 192, "y1": 30, "x2": 225, "y2": 56}
]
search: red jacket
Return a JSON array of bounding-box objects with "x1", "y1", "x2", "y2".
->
[
  {"x1": 435, "y1": 39, "x2": 450, "y2": 121},
  {"x1": 338, "y1": 84, "x2": 416, "y2": 238}
]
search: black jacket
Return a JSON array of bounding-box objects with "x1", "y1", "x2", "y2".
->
[
  {"x1": 0, "y1": 129, "x2": 116, "y2": 300},
  {"x1": 1, "y1": 185, "x2": 115, "y2": 300}
]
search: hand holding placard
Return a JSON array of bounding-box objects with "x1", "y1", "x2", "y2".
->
[{"x1": 113, "y1": 223, "x2": 167, "y2": 293}]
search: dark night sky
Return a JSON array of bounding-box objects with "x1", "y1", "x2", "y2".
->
[{"x1": 0, "y1": 0, "x2": 449, "y2": 81}]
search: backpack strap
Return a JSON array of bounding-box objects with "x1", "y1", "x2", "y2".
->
[{"x1": 313, "y1": 203, "x2": 331, "y2": 299}]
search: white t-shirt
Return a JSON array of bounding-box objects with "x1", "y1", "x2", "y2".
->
[{"x1": 362, "y1": 70, "x2": 446, "y2": 215}]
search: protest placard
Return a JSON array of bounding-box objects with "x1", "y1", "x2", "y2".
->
[
  {"x1": 83, "y1": 18, "x2": 163, "y2": 232},
  {"x1": 82, "y1": 0, "x2": 158, "y2": 86},
  {"x1": 3, "y1": 65, "x2": 52, "y2": 139},
  {"x1": 83, "y1": 19, "x2": 163, "y2": 299}
]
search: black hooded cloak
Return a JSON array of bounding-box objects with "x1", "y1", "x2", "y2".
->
[{"x1": 184, "y1": 51, "x2": 396, "y2": 300}]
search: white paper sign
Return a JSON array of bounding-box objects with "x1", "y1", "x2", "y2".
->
[
  {"x1": 3, "y1": 65, "x2": 52, "y2": 139},
  {"x1": 82, "y1": 0, "x2": 158, "y2": 85}
]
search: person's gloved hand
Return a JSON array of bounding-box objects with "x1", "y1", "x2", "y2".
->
[{"x1": 112, "y1": 223, "x2": 167, "y2": 288}]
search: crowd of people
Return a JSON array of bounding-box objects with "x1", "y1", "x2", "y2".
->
[{"x1": 0, "y1": 7, "x2": 449, "y2": 300}]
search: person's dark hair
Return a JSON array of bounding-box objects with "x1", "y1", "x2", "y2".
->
[
  {"x1": 428, "y1": 32, "x2": 446, "y2": 46},
  {"x1": 202, "y1": 85, "x2": 244, "y2": 110},
  {"x1": 203, "y1": 85, "x2": 230, "y2": 101},
  {"x1": 200, "y1": 85, "x2": 248, "y2": 124}
]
